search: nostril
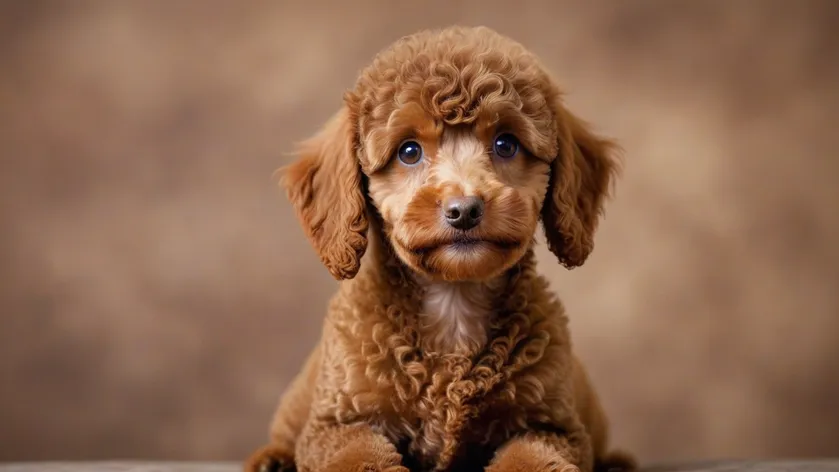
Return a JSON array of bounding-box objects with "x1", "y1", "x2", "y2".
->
[
  {"x1": 444, "y1": 203, "x2": 461, "y2": 221},
  {"x1": 468, "y1": 206, "x2": 481, "y2": 220}
]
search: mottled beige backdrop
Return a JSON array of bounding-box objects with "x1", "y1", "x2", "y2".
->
[{"x1": 1, "y1": 0, "x2": 838, "y2": 465}]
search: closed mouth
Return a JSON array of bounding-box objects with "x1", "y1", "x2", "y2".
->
[
  {"x1": 407, "y1": 236, "x2": 520, "y2": 255},
  {"x1": 452, "y1": 234, "x2": 481, "y2": 246}
]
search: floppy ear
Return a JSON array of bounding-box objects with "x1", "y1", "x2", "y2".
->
[
  {"x1": 541, "y1": 105, "x2": 621, "y2": 268},
  {"x1": 279, "y1": 106, "x2": 368, "y2": 280}
]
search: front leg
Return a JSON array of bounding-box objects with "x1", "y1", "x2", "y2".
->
[
  {"x1": 485, "y1": 428, "x2": 593, "y2": 472},
  {"x1": 245, "y1": 444, "x2": 295, "y2": 472},
  {"x1": 295, "y1": 420, "x2": 408, "y2": 472}
]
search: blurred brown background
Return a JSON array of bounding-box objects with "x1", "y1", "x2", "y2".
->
[{"x1": 1, "y1": 0, "x2": 838, "y2": 465}]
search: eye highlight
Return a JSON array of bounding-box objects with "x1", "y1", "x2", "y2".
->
[
  {"x1": 492, "y1": 133, "x2": 519, "y2": 159},
  {"x1": 396, "y1": 140, "x2": 423, "y2": 166}
]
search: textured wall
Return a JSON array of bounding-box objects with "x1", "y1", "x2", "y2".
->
[{"x1": 1, "y1": 0, "x2": 838, "y2": 465}]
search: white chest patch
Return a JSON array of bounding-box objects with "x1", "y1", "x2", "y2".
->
[{"x1": 420, "y1": 281, "x2": 494, "y2": 354}]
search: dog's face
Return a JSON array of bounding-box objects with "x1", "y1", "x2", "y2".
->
[
  {"x1": 364, "y1": 122, "x2": 550, "y2": 282},
  {"x1": 282, "y1": 27, "x2": 620, "y2": 282}
]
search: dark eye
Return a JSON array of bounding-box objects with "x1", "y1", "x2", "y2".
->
[
  {"x1": 492, "y1": 133, "x2": 519, "y2": 159},
  {"x1": 397, "y1": 140, "x2": 423, "y2": 166}
]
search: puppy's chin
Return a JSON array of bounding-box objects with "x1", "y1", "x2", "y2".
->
[{"x1": 393, "y1": 238, "x2": 530, "y2": 282}]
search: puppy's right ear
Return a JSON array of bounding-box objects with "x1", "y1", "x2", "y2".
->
[{"x1": 279, "y1": 107, "x2": 368, "y2": 280}]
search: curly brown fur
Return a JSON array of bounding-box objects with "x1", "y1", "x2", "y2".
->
[{"x1": 246, "y1": 26, "x2": 634, "y2": 472}]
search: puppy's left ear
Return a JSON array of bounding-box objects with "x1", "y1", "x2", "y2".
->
[
  {"x1": 279, "y1": 106, "x2": 368, "y2": 280},
  {"x1": 541, "y1": 105, "x2": 621, "y2": 268}
]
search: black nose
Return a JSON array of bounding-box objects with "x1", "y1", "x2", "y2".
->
[{"x1": 443, "y1": 196, "x2": 484, "y2": 231}]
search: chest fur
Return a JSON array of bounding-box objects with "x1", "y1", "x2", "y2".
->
[
  {"x1": 333, "y1": 276, "x2": 564, "y2": 471},
  {"x1": 368, "y1": 286, "x2": 551, "y2": 470},
  {"x1": 370, "y1": 357, "x2": 511, "y2": 472},
  {"x1": 419, "y1": 282, "x2": 493, "y2": 354}
]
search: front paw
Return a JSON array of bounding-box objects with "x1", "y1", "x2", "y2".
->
[
  {"x1": 321, "y1": 440, "x2": 408, "y2": 472},
  {"x1": 486, "y1": 440, "x2": 581, "y2": 472},
  {"x1": 244, "y1": 444, "x2": 295, "y2": 472},
  {"x1": 487, "y1": 460, "x2": 579, "y2": 472}
]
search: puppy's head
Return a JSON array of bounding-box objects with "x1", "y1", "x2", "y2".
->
[{"x1": 282, "y1": 26, "x2": 620, "y2": 282}]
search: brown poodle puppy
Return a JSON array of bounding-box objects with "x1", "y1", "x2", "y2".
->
[{"x1": 246, "y1": 26, "x2": 635, "y2": 472}]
